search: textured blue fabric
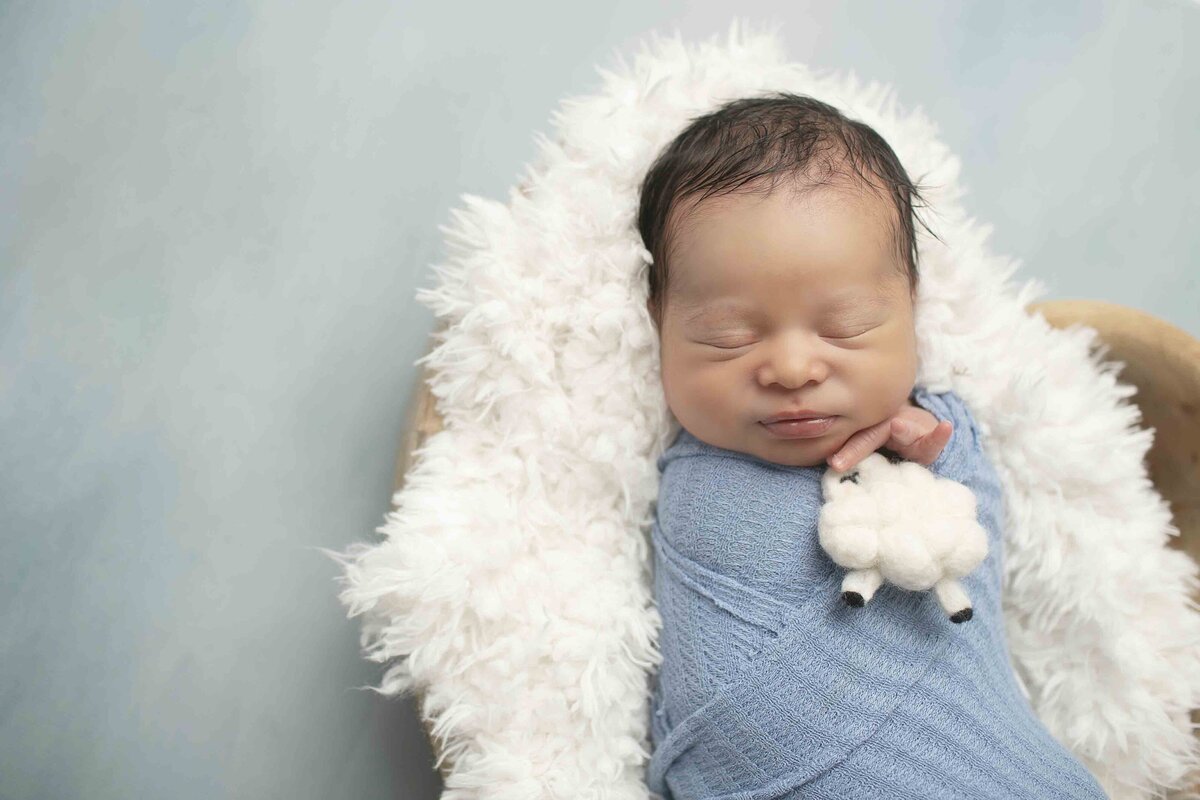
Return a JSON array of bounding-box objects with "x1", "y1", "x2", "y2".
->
[{"x1": 646, "y1": 386, "x2": 1108, "y2": 799}]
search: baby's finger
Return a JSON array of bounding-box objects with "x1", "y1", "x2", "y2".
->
[
  {"x1": 829, "y1": 418, "x2": 891, "y2": 471},
  {"x1": 910, "y1": 421, "x2": 953, "y2": 465},
  {"x1": 890, "y1": 418, "x2": 921, "y2": 447}
]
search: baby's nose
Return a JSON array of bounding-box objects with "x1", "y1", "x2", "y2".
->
[{"x1": 757, "y1": 331, "x2": 830, "y2": 389}]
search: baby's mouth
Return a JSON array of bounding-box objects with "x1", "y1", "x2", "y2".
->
[{"x1": 759, "y1": 416, "x2": 838, "y2": 439}]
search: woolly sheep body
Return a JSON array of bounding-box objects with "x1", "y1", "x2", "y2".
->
[{"x1": 818, "y1": 452, "x2": 988, "y2": 622}]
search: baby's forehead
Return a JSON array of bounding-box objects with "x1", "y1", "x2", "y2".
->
[
  {"x1": 672, "y1": 176, "x2": 898, "y2": 230},
  {"x1": 670, "y1": 190, "x2": 898, "y2": 270},
  {"x1": 671, "y1": 253, "x2": 904, "y2": 306},
  {"x1": 669, "y1": 196, "x2": 905, "y2": 301}
]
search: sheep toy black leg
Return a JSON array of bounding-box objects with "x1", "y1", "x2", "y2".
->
[
  {"x1": 934, "y1": 577, "x2": 974, "y2": 623},
  {"x1": 840, "y1": 568, "x2": 883, "y2": 608}
]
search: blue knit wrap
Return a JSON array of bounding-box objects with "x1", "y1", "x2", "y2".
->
[{"x1": 646, "y1": 386, "x2": 1108, "y2": 799}]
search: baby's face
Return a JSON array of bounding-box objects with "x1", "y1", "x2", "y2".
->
[{"x1": 652, "y1": 183, "x2": 918, "y2": 468}]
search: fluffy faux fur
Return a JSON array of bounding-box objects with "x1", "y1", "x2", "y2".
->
[{"x1": 325, "y1": 21, "x2": 1200, "y2": 799}]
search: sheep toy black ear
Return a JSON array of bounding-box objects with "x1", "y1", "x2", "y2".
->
[{"x1": 817, "y1": 452, "x2": 989, "y2": 623}]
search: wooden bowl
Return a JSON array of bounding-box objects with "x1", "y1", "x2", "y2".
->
[{"x1": 393, "y1": 300, "x2": 1200, "y2": 786}]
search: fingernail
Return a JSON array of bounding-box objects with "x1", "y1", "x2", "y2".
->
[{"x1": 831, "y1": 456, "x2": 845, "y2": 469}]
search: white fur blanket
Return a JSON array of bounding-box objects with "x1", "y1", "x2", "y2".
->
[{"x1": 327, "y1": 22, "x2": 1200, "y2": 799}]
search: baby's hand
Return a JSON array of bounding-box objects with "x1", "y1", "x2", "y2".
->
[{"x1": 828, "y1": 402, "x2": 953, "y2": 472}]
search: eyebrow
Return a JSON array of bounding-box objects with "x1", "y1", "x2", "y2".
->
[
  {"x1": 825, "y1": 292, "x2": 891, "y2": 313},
  {"x1": 682, "y1": 302, "x2": 755, "y2": 325},
  {"x1": 682, "y1": 292, "x2": 890, "y2": 325}
]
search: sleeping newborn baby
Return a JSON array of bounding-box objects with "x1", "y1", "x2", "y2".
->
[{"x1": 637, "y1": 94, "x2": 1108, "y2": 799}]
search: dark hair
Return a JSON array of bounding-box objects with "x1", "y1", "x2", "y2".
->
[{"x1": 637, "y1": 92, "x2": 940, "y2": 327}]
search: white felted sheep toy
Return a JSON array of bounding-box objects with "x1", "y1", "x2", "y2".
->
[{"x1": 818, "y1": 451, "x2": 988, "y2": 623}]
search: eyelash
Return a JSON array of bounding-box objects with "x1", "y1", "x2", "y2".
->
[{"x1": 705, "y1": 329, "x2": 870, "y2": 348}]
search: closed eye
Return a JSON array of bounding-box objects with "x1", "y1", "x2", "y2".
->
[
  {"x1": 698, "y1": 322, "x2": 881, "y2": 348},
  {"x1": 822, "y1": 325, "x2": 879, "y2": 340}
]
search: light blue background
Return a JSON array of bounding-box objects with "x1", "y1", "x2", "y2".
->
[{"x1": 2, "y1": 2, "x2": 1197, "y2": 798}]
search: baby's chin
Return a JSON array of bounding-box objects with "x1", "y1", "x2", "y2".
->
[
  {"x1": 747, "y1": 420, "x2": 852, "y2": 469},
  {"x1": 750, "y1": 445, "x2": 838, "y2": 469}
]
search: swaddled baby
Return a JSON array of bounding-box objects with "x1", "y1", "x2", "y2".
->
[{"x1": 637, "y1": 94, "x2": 1108, "y2": 799}]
